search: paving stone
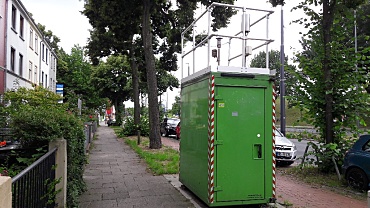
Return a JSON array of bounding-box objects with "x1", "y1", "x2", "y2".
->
[
  {"x1": 79, "y1": 124, "x2": 195, "y2": 208},
  {"x1": 79, "y1": 193, "x2": 102, "y2": 202},
  {"x1": 103, "y1": 192, "x2": 129, "y2": 200}
]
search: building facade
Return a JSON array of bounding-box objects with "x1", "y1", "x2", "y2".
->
[{"x1": 0, "y1": 0, "x2": 57, "y2": 99}]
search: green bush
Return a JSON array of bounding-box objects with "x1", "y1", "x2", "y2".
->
[
  {"x1": 122, "y1": 115, "x2": 150, "y2": 137},
  {"x1": 302, "y1": 139, "x2": 356, "y2": 173},
  {"x1": 3, "y1": 87, "x2": 87, "y2": 207}
]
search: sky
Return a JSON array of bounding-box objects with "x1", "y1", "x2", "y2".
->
[
  {"x1": 21, "y1": 0, "x2": 304, "y2": 109},
  {"x1": 22, "y1": 0, "x2": 92, "y2": 53}
]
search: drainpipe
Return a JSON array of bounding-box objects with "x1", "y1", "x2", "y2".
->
[
  {"x1": 3, "y1": 0, "x2": 9, "y2": 95},
  {"x1": 39, "y1": 40, "x2": 42, "y2": 87}
]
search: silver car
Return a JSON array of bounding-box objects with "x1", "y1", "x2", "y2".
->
[{"x1": 275, "y1": 129, "x2": 297, "y2": 166}]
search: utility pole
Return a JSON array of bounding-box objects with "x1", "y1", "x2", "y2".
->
[
  {"x1": 280, "y1": 5, "x2": 286, "y2": 135},
  {"x1": 355, "y1": 10, "x2": 359, "y2": 128},
  {"x1": 166, "y1": 90, "x2": 169, "y2": 114}
]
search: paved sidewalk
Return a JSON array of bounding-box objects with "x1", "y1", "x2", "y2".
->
[
  {"x1": 80, "y1": 124, "x2": 368, "y2": 208},
  {"x1": 79, "y1": 124, "x2": 194, "y2": 208}
]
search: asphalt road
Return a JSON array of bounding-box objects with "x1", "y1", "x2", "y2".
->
[
  {"x1": 290, "y1": 138, "x2": 317, "y2": 166},
  {"x1": 282, "y1": 126, "x2": 319, "y2": 166}
]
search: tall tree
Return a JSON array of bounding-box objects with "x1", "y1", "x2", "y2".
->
[
  {"x1": 83, "y1": 0, "x2": 143, "y2": 136},
  {"x1": 91, "y1": 55, "x2": 132, "y2": 126},
  {"x1": 353, "y1": 2, "x2": 370, "y2": 93},
  {"x1": 170, "y1": 96, "x2": 181, "y2": 116},
  {"x1": 250, "y1": 50, "x2": 296, "y2": 98},
  {"x1": 57, "y1": 46, "x2": 104, "y2": 112},
  {"x1": 140, "y1": 0, "x2": 237, "y2": 148},
  {"x1": 36, "y1": 24, "x2": 105, "y2": 114},
  {"x1": 37, "y1": 23, "x2": 61, "y2": 52},
  {"x1": 83, "y1": 0, "x2": 237, "y2": 149},
  {"x1": 270, "y1": 0, "x2": 368, "y2": 144}
]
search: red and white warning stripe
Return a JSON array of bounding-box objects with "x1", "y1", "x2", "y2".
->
[
  {"x1": 208, "y1": 75, "x2": 215, "y2": 204},
  {"x1": 272, "y1": 85, "x2": 277, "y2": 199}
]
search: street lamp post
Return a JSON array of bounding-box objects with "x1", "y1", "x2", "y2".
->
[
  {"x1": 354, "y1": 10, "x2": 359, "y2": 128},
  {"x1": 280, "y1": 5, "x2": 286, "y2": 135}
]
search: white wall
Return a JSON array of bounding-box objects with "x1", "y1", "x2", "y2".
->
[
  {"x1": 5, "y1": 0, "x2": 57, "y2": 92},
  {"x1": 6, "y1": 0, "x2": 28, "y2": 90},
  {"x1": 26, "y1": 22, "x2": 41, "y2": 85}
]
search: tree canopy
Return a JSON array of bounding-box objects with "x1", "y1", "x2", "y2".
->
[
  {"x1": 83, "y1": 0, "x2": 237, "y2": 149},
  {"x1": 250, "y1": 50, "x2": 296, "y2": 98},
  {"x1": 56, "y1": 46, "x2": 105, "y2": 114},
  {"x1": 270, "y1": 0, "x2": 369, "y2": 146}
]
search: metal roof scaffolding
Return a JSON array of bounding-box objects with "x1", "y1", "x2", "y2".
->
[{"x1": 181, "y1": 2, "x2": 275, "y2": 82}]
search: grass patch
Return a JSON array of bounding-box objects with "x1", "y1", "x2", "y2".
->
[
  {"x1": 279, "y1": 166, "x2": 368, "y2": 201},
  {"x1": 280, "y1": 166, "x2": 343, "y2": 187},
  {"x1": 109, "y1": 126, "x2": 179, "y2": 175},
  {"x1": 276, "y1": 98, "x2": 310, "y2": 127},
  {"x1": 281, "y1": 200, "x2": 293, "y2": 207},
  {"x1": 123, "y1": 136, "x2": 179, "y2": 175}
]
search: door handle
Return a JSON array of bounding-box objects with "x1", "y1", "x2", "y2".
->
[{"x1": 254, "y1": 144, "x2": 262, "y2": 159}]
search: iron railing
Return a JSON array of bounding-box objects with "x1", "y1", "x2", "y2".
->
[
  {"x1": 84, "y1": 121, "x2": 97, "y2": 153},
  {"x1": 12, "y1": 147, "x2": 57, "y2": 208}
]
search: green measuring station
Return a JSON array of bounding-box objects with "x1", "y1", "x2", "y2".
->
[{"x1": 179, "y1": 3, "x2": 277, "y2": 207}]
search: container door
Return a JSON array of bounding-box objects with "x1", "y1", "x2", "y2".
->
[{"x1": 216, "y1": 86, "x2": 265, "y2": 202}]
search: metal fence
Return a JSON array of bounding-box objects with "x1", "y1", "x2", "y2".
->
[
  {"x1": 84, "y1": 121, "x2": 97, "y2": 154},
  {"x1": 12, "y1": 147, "x2": 57, "y2": 208}
]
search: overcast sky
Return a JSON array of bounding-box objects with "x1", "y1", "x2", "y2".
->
[
  {"x1": 22, "y1": 0, "x2": 91, "y2": 53},
  {"x1": 21, "y1": 0, "x2": 303, "y2": 109}
]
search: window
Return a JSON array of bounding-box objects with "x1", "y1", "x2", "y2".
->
[
  {"x1": 34, "y1": 65, "x2": 37, "y2": 83},
  {"x1": 11, "y1": 5, "x2": 16, "y2": 29},
  {"x1": 363, "y1": 140, "x2": 370, "y2": 152},
  {"x1": 19, "y1": 16, "x2": 24, "y2": 38},
  {"x1": 46, "y1": 48, "x2": 48, "y2": 64},
  {"x1": 50, "y1": 55, "x2": 54, "y2": 69},
  {"x1": 10, "y1": 48, "x2": 15, "y2": 71},
  {"x1": 19, "y1": 53, "x2": 23, "y2": 76},
  {"x1": 41, "y1": 71, "x2": 44, "y2": 86},
  {"x1": 29, "y1": 29, "x2": 33, "y2": 49},
  {"x1": 29, "y1": 61, "x2": 32, "y2": 81},
  {"x1": 45, "y1": 74, "x2": 48, "y2": 88},
  {"x1": 35, "y1": 35, "x2": 38, "y2": 53},
  {"x1": 42, "y1": 43, "x2": 45, "y2": 61}
]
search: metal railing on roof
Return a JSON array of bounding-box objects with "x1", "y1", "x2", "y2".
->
[{"x1": 181, "y1": 2, "x2": 274, "y2": 79}]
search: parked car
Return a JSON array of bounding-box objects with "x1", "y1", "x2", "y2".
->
[
  {"x1": 176, "y1": 122, "x2": 180, "y2": 140},
  {"x1": 107, "y1": 118, "x2": 115, "y2": 126},
  {"x1": 275, "y1": 129, "x2": 297, "y2": 166},
  {"x1": 160, "y1": 118, "x2": 180, "y2": 137},
  {"x1": 342, "y1": 135, "x2": 370, "y2": 190}
]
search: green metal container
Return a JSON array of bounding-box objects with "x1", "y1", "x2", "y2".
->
[{"x1": 179, "y1": 67, "x2": 275, "y2": 207}]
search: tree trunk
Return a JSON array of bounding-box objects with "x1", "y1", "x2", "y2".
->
[
  {"x1": 322, "y1": 0, "x2": 335, "y2": 144},
  {"x1": 129, "y1": 38, "x2": 141, "y2": 135},
  {"x1": 142, "y1": 0, "x2": 161, "y2": 149},
  {"x1": 116, "y1": 99, "x2": 124, "y2": 126}
]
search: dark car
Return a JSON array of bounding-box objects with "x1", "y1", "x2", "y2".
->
[
  {"x1": 342, "y1": 135, "x2": 370, "y2": 190},
  {"x1": 175, "y1": 122, "x2": 180, "y2": 140},
  {"x1": 160, "y1": 118, "x2": 180, "y2": 137}
]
